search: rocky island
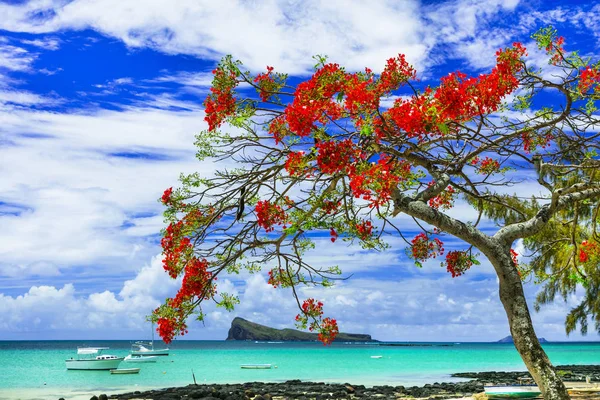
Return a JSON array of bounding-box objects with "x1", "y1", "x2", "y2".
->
[
  {"x1": 226, "y1": 317, "x2": 376, "y2": 342},
  {"x1": 497, "y1": 335, "x2": 548, "y2": 343}
]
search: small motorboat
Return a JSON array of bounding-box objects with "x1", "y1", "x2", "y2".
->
[
  {"x1": 66, "y1": 347, "x2": 124, "y2": 370},
  {"x1": 124, "y1": 354, "x2": 158, "y2": 363},
  {"x1": 370, "y1": 355, "x2": 383, "y2": 359},
  {"x1": 110, "y1": 368, "x2": 140, "y2": 374},
  {"x1": 240, "y1": 364, "x2": 273, "y2": 369},
  {"x1": 484, "y1": 385, "x2": 541, "y2": 398}
]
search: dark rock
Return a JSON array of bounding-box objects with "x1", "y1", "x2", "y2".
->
[
  {"x1": 90, "y1": 396, "x2": 99, "y2": 400},
  {"x1": 99, "y1": 395, "x2": 108, "y2": 400},
  {"x1": 254, "y1": 395, "x2": 265, "y2": 400},
  {"x1": 226, "y1": 317, "x2": 376, "y2": 342}
]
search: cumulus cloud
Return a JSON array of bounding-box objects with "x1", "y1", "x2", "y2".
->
[
  {"x1": 0, "y1": 0, "x2": 533, "y2": 75},
  {"x1": 0, "y1": 253, "x2": 590, "y2": 341}
]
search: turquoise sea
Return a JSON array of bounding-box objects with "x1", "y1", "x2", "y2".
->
[{"x1": 0, "y1": 341, "x2": 598, "y2": 398}]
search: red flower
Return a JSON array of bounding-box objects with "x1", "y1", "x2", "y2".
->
[
  {"x1": 444, "y1": 251, "x2": 473, "y2": 278},
  {"x1": 255, "y1": 200, "x2": 287, "y2": 232},
  {"x1": 410, "y1": 233, "x2": 444, "y2": 263},
  {"x1": 161, "y1": 187, "x2": 173, "y2": 205}
]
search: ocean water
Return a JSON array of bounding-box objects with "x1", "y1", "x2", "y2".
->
[{"x1": 0, "y1": 341, "x2": 598, "y2": 396}]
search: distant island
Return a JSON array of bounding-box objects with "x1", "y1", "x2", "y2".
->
[
  {"x1": 497, "y1": 335, "x2": 548, "y2": 343},
  {"x1": 226, "y1": 317, "x2": 376, "y2": 342}
]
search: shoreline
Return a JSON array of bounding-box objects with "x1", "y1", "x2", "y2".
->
[{"x1": 2, "y1": 365, "x2": 598, "y2": 400}]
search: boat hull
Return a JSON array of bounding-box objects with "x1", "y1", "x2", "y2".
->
[
  {"x1": 124, "y1": 355, "x2": 158, "y2": 363},
  {"x1": 130, "y1": 349, "x2": 169, "y2": 356},
  {"x1": 240, "y1": 364, "x2": 272, "y2": 369},
  {"x1": 66, "y1": 357, "x2": 124, "y2": 370},
  {"x1": 484, "y1": 386, "x2": 541, "y2": 398},
  {"x1": 110, "y1": 368, "x2": 140, "y2": 374}
]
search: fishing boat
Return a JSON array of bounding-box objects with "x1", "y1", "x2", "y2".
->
[
  {"x1": 110, "y1": 368, "x2": 140, "y2": 374},
  {"x1": 131, "y1": 321, "x2": 169, "y2": 356},
  {"x1": 65, "y1": 347, "x2": 124, "y2": 370},
  {"x1": 240, "y1": 364, "x2": 273, "y2": 369},
  {"x1": 124, "y1": 354, "x2": 158, "y2": 363},
  {"x1": 484, "y1": 385, "x2": 541, "y2": 398}
]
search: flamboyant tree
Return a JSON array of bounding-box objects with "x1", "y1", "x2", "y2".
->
[{"x1": 153, "y1": 27, "x2": 600, "y2": 400}]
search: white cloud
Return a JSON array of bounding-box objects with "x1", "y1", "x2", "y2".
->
[
  {"x1": 0, "y1": 43, "x2": 37, "y2": 72},
  {"x1": 0, "y1": 89, "x2": 61, "y2": 107},
  {"x1": 0, "y1": 0, "x2": 524, "y2": 75},
  {"x1": 20, "y1": 37, "x2": 60, "y2": 50},
  {"x1": 0, "y1": 105, "x2": 220, "y2": 278}
]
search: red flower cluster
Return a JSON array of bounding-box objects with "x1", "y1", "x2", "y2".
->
[
  {"x1": 329, "y1": 228, "x2": 338, "y2": 243},
  {"x1": 410, "y1": 233, "x2": 445, "y2": 263},
  {"x1": 316, "y1": 139, "x2": 362, "y2": 174},
  {"x1": 321, "y1": 200, "x2": 341, "y2": 215},
  {"x1": 377, "y1": 54, "x2": 416, "y2": 94},
  {"x1": 344, "y1": 73, "x2": 378, "y2": 115},
  {"x1": 268, "y1": 267, "x2": 285, "y2": 288},
  {"x1": 171, "y1": 258, "x2": 215, "y2": 308},
  {"x1": 161, "y1": 221, "x2": 191, "y2": 278},
  {"x1": 385, "y1": 44, "x2": 526, "y2": 140},
  {"x1": 579, "y1": 240, "x2": 599, "y2": 263},
  {"x1": 204, "y1": 66, "x2": 239, "y2": 131},
  {"x1": 356, "y1": 220, "x2": 373, "y2": 240},
  {"x1": 521, "y1": 130, "x2": 553, "y2": 153},
  {"x1": 578, "y1": 66, "x2": 600, "y2": 94},
  {"x1": 284, "y1": 151, "x2": 310, "y2": 177},
  {"x1": 156, "y1": 317, "x2": 180, "y2": 345},
  {"x1": 266, "y1": 56, "x2": 416, "y2": 143},
  {"x1": 428, "y1": 186, "x2": 455, "y2": 210},
  {"x1": 161, "y1": 187, "x2": 173, "y2": 205},
  {"x1": 282, "y1": 63, "x2": 345, "y2": 138},
  {"x1": 349, "y1": 156, "x2": 410, "y2": 207},
  {"x1": 510, "y1": 249, "x2": 519, "y2": 266},
  {"x1": 545, "y1": 36, "x2": 565, "y2": 65},
  {"x1": 255, "y1": 200, "x2": 287, "y2": 232},
  {"x1": 471, "y1": 156, "x2": 501, "y2": 175},
  {"x1": 444, "y1": 251, "x2": 473, "y2": 278},
  {"x1": 300, "y1": 298, "x2": 324, "y2": 318},
  {"x1": 318, "y1": 317, "x2": 339, "y2": 345},
  {"x1": 254, "y1": 66, "x2": 277, "y2": 102}
]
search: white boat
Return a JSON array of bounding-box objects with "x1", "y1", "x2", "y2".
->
[
  {"x1": 124, "y1": 354, "x2": 158, "y2": 363},
  {"x1": 370, "y1": 355, "x2": 383, "y2": 359},
  {"x1": 240, "y1": 364, "x2": 273, "y2": 369},
  {"x1": 484, "y1": 385, "x2": 541, "y2": 398},
  {"x1": 131, "y1": 321, "x2": 169, "y2": 356},
  {"x1": 110, "y1": 367, "x2": 140, "y2": 374},
  {"x1": 66, "y1": 347, "x2": 124, "y2": 370},
  {"x1": 131, "y1": 341, "x2": 169, "y2": 356}
]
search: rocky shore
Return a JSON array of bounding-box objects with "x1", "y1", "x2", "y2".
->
[
  {"x1": 100, "y1": 379, "x2": 483, "y2": 400},
  {"x1": 451, "y1": 364, "x2": 600, "y2": 384},
  {"x1": 81, "y1": 364, "x2": 600, "y2": 400}
]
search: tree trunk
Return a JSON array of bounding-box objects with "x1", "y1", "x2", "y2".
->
[{"x1": 495, "y1": 254, "x2": 570, "y2": 400}]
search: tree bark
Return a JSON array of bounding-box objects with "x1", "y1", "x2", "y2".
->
[{"x1": 493, "y1": 252, "x2": 570, "y2": 400}]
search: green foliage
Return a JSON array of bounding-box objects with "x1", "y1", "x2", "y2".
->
[{"x1": 531, "y1": 26, "x2": 557, "y2": 51}]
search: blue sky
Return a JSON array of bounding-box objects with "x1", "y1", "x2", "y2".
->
[{"x1": 1, "y1": 0, "x2": 599, "y2": 342}]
